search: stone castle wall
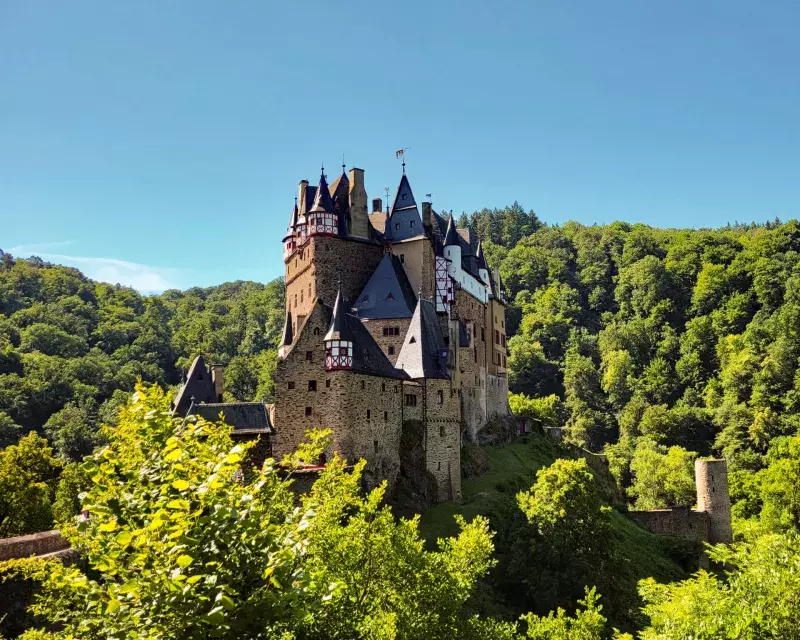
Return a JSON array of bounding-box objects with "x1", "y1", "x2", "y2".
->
[
  {"x1": 455, "y1": 289, "x2": 489, "y2": 439},
  {"x1": 629, "y1": 507, "x2": 710, "y2": 543},
  {"x1": 361, "y1": 318, "x2": 412, "y2": 366},
  {"x1": 285, "y1": 236, "x2": 384, "y2": 322},
  {"x1": 423, "y1": 379, "x2": 462, "y2": 501},
  {"x1": 486, "y1": 373, "x2": 509, "y2": 418}
]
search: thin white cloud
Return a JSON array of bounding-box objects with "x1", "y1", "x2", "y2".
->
[
  {"x1": 34, "y1": 253, "x2": 179, "y2": 293},
  {"x1": 8, "y1": 240, "x2": 75, "y2": 254}
]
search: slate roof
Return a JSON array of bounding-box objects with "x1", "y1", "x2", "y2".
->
[
  {"x1": 395, "y1": 299, "x2": 449, "y2": 379},
  {"x1": 324, "y1": 287, "x2": 355, "y2": 342},
  {"x1": 386, "y1": 172, "x2": 424, "y2": 242},
  {"x1": 281, "y1": 311, "x2": 293, "y2": 346},
  {"x1": 443, "y1": 215, "x2": 460, "y2": 247},
  {"x1": 283, "y1": 202, "x2": 299, "y2": 241},
  {"x1": 329, "y1": 170, "x2": 349, "y2": 210},
  {"x1": 188, "y1": 401, "x2": 273, "y2": 435},
  {"x1": 171, "y1": 355, "x2": 217, "y2": 416},
  {"x1": 352, "y1": 253, "x2": 417, "y2": 319},
  {"x1": 391, "y1": 173, "x2": 417, "y2": 213},
  {"x1": 476, "y1": 242, "x2": 489, "y2": 274},
  {"x1": 309, "y1": 170, "x2": 335, "y2": 213},
  {"x1": 309, "y1": 300, "x2": 407, "y2": 379},
  {"x1": 300, "y1": 184, "x2": 317, "y2": 216}
]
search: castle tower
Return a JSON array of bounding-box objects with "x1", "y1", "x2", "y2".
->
[
  {"x1": 695, "y1": 459, "x2": 733, "y2": 544},
  {"x1": 443, "y1": 215, "x2": 462, "y2": 281},
  {"x1": 284, "y1": 167, "x2": 385, "y2": 341}
]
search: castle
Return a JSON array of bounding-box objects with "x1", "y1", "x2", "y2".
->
[{"x1": 173, "y1": 164, "x2": 510, "y2": 500}]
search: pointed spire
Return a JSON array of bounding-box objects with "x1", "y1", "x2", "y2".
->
[
  {"x1": 324, "y1": 284, "x2": 354, "y2": 342},
  {"x1": 309, "y1": 166, "x2": 335, "y2": 213},
  {"x1": 444, "y1": 214, "x2": 460, "y2": 246},
  {"x1": 280, "y1": 311, "x2": 293, "y2": 346},
  {"x1": 476, "y1": 241, "x2": 489, "y2": 271},
  {"x1": 283, "y1": 199, "x2": 299, "y2": 242},
  {"x1": 391, "y1": 172, "x2": 417, "y2": 213}
]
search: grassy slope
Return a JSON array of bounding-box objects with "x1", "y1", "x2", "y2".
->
[{"x1": 420, "y1": 433, "x2": 689, "y2": 585}]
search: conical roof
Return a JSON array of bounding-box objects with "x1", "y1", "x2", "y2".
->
[
  {"x1": 444, "y1": 215, "x2": 460, "y2": 246},
  {"x1": 391, "y1": 172, "x2": 417, "y2": 213},
  {"x1": 282, "y1": 201, "x2": 299, "y2": 242},
  {"x1": 324, "y1": 286, "x2": 354, "y2": 342},
  {"x1": 476, "y1": 241, "x2": 489, "y2": 272},
  {"x1": 309, "y1": 169, "x2": 335, "y2": 213},
  {"x1": 394, "y1": 299, "x2": 449, "y2": 379},
  {"x1": 280, "y1": 311, "x2": 293, "y2": 346}
]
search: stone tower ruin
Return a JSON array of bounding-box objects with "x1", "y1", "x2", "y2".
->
[{"x1": 694, "y1": 458, "x2": 733, "y2": 544}]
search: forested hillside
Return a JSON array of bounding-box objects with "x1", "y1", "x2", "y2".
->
[
  {"x1": 3, "y1": 212, "x2": 800, "y2": 638},
  {"x1": 461, "y1": 209, "x2": 800, "y2": 526},
  {"x1": 0, "y1": 249, "x2": 284, "y2": 460}
]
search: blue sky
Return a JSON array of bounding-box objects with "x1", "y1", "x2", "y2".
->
[{"x1": 2, "y1": 1, "x2": 799, "y2": 292}]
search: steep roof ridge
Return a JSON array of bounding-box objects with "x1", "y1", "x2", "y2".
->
[{"x1": 394, "y1": 298, "x2": 449, "y2": 379}]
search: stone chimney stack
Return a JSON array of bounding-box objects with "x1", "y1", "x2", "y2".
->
[
  {"x1": 298, "y1": 180, "x2": 309, "y2": 213},
  {"x1": 422, "y1": 201, "x2": 432, "y2": 230},
  {"x1": 372, "y1": 198, "x2": 383, "y2": 213},
  {"x1": 348, "y1": 167, "x2": 369, "y2": 239},
  {"x1": 695, "y1": 459, "x2": 733, "y2": 544},
  {"x1": 211, "y1": 365, "x2": 224, "y2": 402}
]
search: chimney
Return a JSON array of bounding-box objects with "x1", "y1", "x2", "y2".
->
[
  {"x1": 298, "y1": 180, "x2": 309, "y2": 214},
  {"x1": 422, "y1": 201, "x2": 432, "y2": 228},
  {"x1": 348, "y1": 167, "x2": 369, "y2": 238},
  {"x1": 372, "y1": 198, "x2": 383, "y2": 213},
  {"x1": 211, "y1": 365, "x2": 224, "y2": 402}
]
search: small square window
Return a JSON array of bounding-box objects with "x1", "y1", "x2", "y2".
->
[
  {"x1": 395, "y1": 223, "x2": 400, "y2": 230},
  {"x1": 383, "y1": 327, "x2": 389, "y2": 336},
  {"x1": 288, "y1": 381, "x2": 295, "y2": 390},
  {"x1": 410, "y1": 220, "x2": 415, "y2": 227},
  {"x1": 399, "y1": 254, "x2": 405, "y2": 263},
  {"x1": 367, "y1": 410, "x2": 371, "y2": 420},
  {"x1": 361, "y1": 380, "x2": 365, "y2": 389},
  {"x1": 384, "y1": 411, "x2": 388, "y2": 421},
  {"x1": 305, "y1": 407, "x2": 312, "y2": 416},
  {"x1": 308, "y1": 380, "x2": 317, "y2": 392},
  {"x1": 306, "y1": 351, "x2": 313, "y2": 361},
  {"x1": 440, "y1": 424, "x2": 446, "y2": 437},
  {"x1": 388, "y1": 345, "x2": 395, "y2": 355},
  {"x1": 374, "y1": 440, "x2": 379, "y2": 453},
  {"x1": 382, "y1": 383, "x2": 386, "y2": 392},
  {"x1": 437, "y1": 390, "x2": 444, "y2": 404},
  {"x1": 325, "y1": 379, "x2": 331, "y2": 388}
]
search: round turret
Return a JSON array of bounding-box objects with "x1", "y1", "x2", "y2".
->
[{"x1": 695, "y1": 459, "x2": 732, "y2": 544}]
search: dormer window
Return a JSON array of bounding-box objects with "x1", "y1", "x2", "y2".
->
[{"x1": 410, "y1": 221, "x2": 415, "y2": 228}]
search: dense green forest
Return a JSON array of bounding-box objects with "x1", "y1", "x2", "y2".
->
[
  {"x1": 0, "y1": 249, "x2": 284, "y2": 461},
  {"x1": 2, "y1": 209, "x2": 800, "y2": 637}
]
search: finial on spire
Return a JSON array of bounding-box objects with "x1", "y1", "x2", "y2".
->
[
  {"x1": 402, "y1": 159, "x2": 406, "y2": 174},
  {"x1": 342, "y1": 153, "x2": 346, "y2": 174}
]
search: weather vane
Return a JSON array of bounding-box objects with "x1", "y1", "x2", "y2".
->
[{"x1": 395, "y1": 147, "x2": 410, "y2": 173}]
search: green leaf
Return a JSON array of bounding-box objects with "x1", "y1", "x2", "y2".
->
[
  {"x1": 176, "y1": 554, "x2": 194, "y2": 569},
  {"x1": 172, "y1": 479, "x2": 190, "y2": 491},
  {"x1": 98, "y1": 520, "x2": 118, "y2": 532},
  {"x1": 115, "y1": 531, "x2": 132, "y2": 547}
]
